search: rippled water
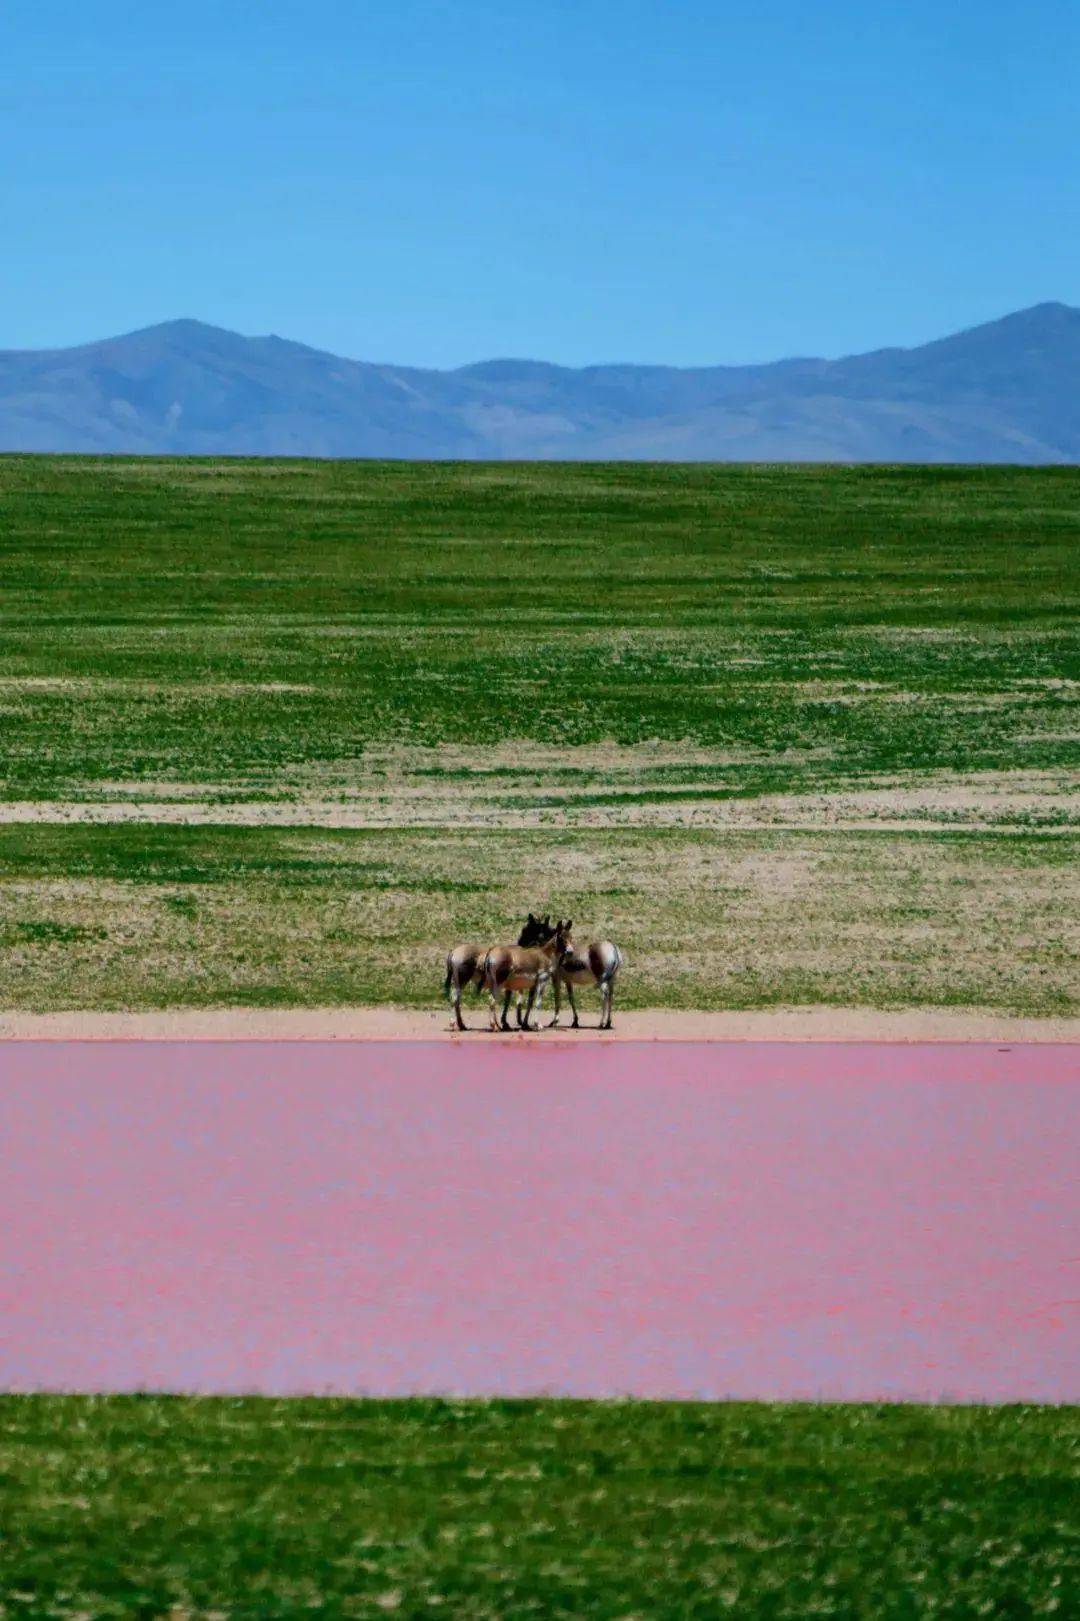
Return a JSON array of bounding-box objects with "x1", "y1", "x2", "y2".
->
[{"x1": 2, "y1": 1041, "x2": 1076, "y2": 1401}]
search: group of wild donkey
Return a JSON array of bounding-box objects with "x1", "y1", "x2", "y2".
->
[{"x1": 443, "y1": 913, "x2": 623, "y2": 1033}]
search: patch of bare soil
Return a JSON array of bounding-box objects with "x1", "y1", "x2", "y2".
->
[
  {"x1": 1, "y1": 772, "x2": 1075, "y2": 832},
  {"x1": 2, "y1": 1006, "x2": 1077, "y2": 1043},
  {"x1": 0, "y1": 677, "x2": 316, "y2": 694}
]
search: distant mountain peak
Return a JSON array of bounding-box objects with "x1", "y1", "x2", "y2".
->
[
  {"x1": 0, "y1": 304, "x2": 1076, "y2": 462},
  {"x1": 937, "y1": 301, "x2": 1080, "y2": 343},
  {"x1": 124, "y1": 317, "x2": 233, "y2": 340}
]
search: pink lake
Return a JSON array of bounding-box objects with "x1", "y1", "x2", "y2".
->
[{"x1": 1, "y1": 1041, "x2": 1077, "y2": 1402}]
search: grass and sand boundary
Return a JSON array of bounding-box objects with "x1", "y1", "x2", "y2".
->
[{"x1": 4, "y1": 1006, "x2": 1080, "y2": 1041}]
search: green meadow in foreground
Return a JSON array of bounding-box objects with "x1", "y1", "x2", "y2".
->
[
  {"x1": 2, "y1": 1398, "x2": 1076, "y2": 1620},
  {"x1": 0, "y1": 457, "x2": 1077, "y2": 1011}
]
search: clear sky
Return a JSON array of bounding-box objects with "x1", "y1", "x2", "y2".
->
[{"x1": 4, "y1": 0, "x2": 1077, "y2": 367}]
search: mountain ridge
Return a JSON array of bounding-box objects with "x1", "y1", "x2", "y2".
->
[{"x1": 1, "y1": 303, "x2": 1077, "y2": 461}]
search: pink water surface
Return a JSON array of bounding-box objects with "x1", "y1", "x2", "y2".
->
[{"x1": 1, "y1": 1041, "x2": 1077, "y2": 1402}]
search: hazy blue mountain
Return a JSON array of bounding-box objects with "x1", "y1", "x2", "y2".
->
[{"x1": 1, "y1": 303, "x2": 1077, "y2": 461}]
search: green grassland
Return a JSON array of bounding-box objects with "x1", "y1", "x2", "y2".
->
[
  {"x1": 1, "y1": 456, "x2": 1077, "y2": 1012},
  {"x1": 0, "y1": 823, "x2": 1075, "y2": 1013},
  {"x1": 2, "y1": 458, "x2": 1078, "y2": 793},
  {"x1": 2, "y1": 1397, "x2": 1076, "y2": 1619}
]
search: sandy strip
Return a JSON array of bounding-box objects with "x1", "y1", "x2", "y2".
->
[
  {"x1": 0, "y1": 798, "x2": 1076, "y2": 833},
  {"x1": 1, "y1": 1006, "x2": 1077, "y2": 1044}
]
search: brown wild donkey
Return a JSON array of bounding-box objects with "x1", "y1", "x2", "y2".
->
[
  {"x1": 550, "y1": 923, "x2": 623, "y2": 1030},
  {"x1": 482, "y1": 919, "x2": 569, "y2": 1032},
  {"x1": 444, "y1": 913, "x2": 550, "y2": 1031}
]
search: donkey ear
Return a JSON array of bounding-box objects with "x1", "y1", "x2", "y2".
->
[
  {"x1": 527, "y1": 912, "x2": 536, "y2": 923},
  {"x1": 565, "y1": 918, "x2": 573, "y2": 931}
]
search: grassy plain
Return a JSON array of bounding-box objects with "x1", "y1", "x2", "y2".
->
[
  {"x1": 2, "y1": 1396, "x2": 1077, "y2": 1619},
  {"x1": 1, "y1": 456, "x2": 1077, "y2": 1012},
  {"x1": 0, "y1": 823, "x2": 1075, "y2": 1013}
]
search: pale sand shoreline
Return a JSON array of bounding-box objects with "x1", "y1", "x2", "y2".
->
[{"x1": 1, "y1": 1006, "x2": 1078, "y2": 1044}]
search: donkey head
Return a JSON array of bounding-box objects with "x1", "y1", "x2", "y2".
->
[
  {"x1": 554, "y1": 917, "x2": 573, "y2": 956},
  {"x1": 518, "y1": 912, "x2": 552, "y2": 947}
]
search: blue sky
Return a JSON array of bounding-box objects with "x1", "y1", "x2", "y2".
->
[{"x1": 3, "y1": 0, "x2": 1077, "y2": 366}]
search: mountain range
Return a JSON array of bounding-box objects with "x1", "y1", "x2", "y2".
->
[{"x1": 1, "y1": 302, "x2": 1078, "y2": 461}]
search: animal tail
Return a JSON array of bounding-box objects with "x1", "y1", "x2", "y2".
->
[
  {"x1": 442, "y1": 956, "x2": 453, "y2": 999},
  {"x1": 602, "y1": 943, "x2": 624, "y2": 984}
]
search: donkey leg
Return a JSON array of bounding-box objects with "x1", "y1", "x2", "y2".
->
[
  {"x1": 549, "y1": 976, "x2": 562, "y2": 1028},
  {"x1": 531, "y1": 975, "x2": 549, "y2": 1030},
  {"x1": 520, "y1": 984, "x2": 538, "y2": 1031},
  {"x1": 500, "y1": 990, "x2": 515, "y2": 1032},
  {"x1": 452, "y1": 980, "x2": 467, "y2": 1032},
  {"x1": 566, "y1": 981, "x2": 580, "y2": 1030},
  {"x1": 486, "y1": 972, "x2": 503, "y2": 1031},
  {"x1": 601, "y1": 981, "x2": 613, "y2": 1030}
]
